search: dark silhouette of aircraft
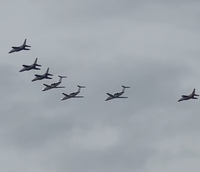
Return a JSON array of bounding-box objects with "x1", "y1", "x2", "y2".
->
[
  {"x1": 9, "y1": 39, "x2": 31, "y2": 54},
  {"x1": 61, "y1": 85, "x2": 85, "y2": 101},
  {"x1": 19, "y1": 58, "x2": 41, "y2": 72},
  {"x1": 178, "y1": 88, "x2": 199, "y2": 102},
  {"x1": 42, "y1": 75, "x2": 67, "y2": 91},
  {"x1": 105, "y1": 85, "x2": 130, "y2": 101},
  {"x1": 32, "y1": 68, "x2": 53, "y2": 82}
]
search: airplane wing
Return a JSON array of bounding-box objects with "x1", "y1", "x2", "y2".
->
[
  {"x1": 43, "y1": 84, "x2": 51, "y2": 88},
  {"x1": 118, "y1": 96, "x2": 128, "y2": 98},
  {"x1": 107, "y1": 93, "x2": 115, "y2": 97},
  {"x1": 182, "y1": 95, "x2": 188, "y2": 98},
  {"x1": 35, "y1": 74, "x2": 41, "y2": 77},
  {"x1": 55, "y1": 86, "x2": 65, "y2": 88},
  {"x1": 105, "y1": 96, "x2": 114, "y2": 101},
  {"x1": 74, "y1": 96, "x2": 84, "y2": 98},
  {"x1": 22, "y1": 65, "x2": 29, "y2": 67},
  {"x1": 62, "y1": 93, "x2": 69, "y2": 97},
  {"x1": 12, "y1": 46, "x2": 19, "y2": 49}
]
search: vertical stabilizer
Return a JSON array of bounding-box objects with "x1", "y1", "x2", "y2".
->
[
  {"x1": 122, "y1": 85, "x2": 130, "y2": 92},
  {"x1": 34, "y1": 58, "x2": 38, "y2": 64},
  {"x1": 23, "y1": 39, "x2": 27, "y2": 45}
]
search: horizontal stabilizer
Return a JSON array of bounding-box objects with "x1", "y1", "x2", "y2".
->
[
  {"x1": 122, "y1": 85, "x2": 130, "y2": 88},
  {"x1": 36, "y1": 64, "x2": 41, "y2": 67},
  {"x1": 48, "y1": 73, "x2": 53, "y2": 76},
  {"x1": 59, "y1": 75, "x2": 67, "y2": 78},
  {"x1": 35, "y1": 67, "x2": 41, "y2": 70},
  {"x1": 77, "y1": 85, "x2": 86, "y2": 88}
]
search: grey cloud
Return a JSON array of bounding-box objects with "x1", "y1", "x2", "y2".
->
[{"x1": 0, "y1": 1, "x2": 200, "y2": 172}]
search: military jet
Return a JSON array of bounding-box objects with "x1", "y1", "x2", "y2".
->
[
  {"x1": 178, "y1": 88, "x2": 199, "y2": 102},
  {"x1": 42, "y1": 75, "x2": 67, "y2": 91},
  {"x1": 105, "y1": 85, "x2": 130, "y2": 101},
  {"x1": 9, "y1": 39, "x2": 31, "y2": 54},
  {"x1": 19, "y1": 58, "x2": 41, "y2": 72},
  {"x1": 61, "y1": 85, "x2": 86, "y2": 101},
  {"x1": 32, "y1": 68, "x2": 53, "y2": 82}
]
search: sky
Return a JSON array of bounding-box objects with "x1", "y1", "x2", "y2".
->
[{"x1": 0, "y1": 0, "x2": 200, "y2": 172}]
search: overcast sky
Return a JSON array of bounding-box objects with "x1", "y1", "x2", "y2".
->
[{"x1": 1, "y1": 0, "x2": 200, "y2": 172}]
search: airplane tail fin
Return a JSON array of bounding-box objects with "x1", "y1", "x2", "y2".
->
[
  {"x1": 46, "y1": 68, "x2": 53, "y2": 76},
  {"x1": 122, "y1": 85, "x2": 130, "y2": 92},
  {"x1": 77, "y1": 85, "x2": 86, "y2": 92},
  {"x1": 58, "y1": 75, "x2": 67, "y2": 82},
  {"x1": 23, "y1": 39, "x2": 31, "y2": 47},
  {"x1": 34, "y1": 58, "x2": 41, "y2": 66},
  {"x1": 192, "y1": 88, "x2": 199, "y2": 96},
  {"x1": 34, "y1": 58, "x2": 37, "y2": 64},
  {"x1": 23, "y1": 39, "x2": 27, "y2": 45}
]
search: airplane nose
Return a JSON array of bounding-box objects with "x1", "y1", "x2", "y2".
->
[{"x1": 8, "y1": 50, "x2": 14, "y2": 54}]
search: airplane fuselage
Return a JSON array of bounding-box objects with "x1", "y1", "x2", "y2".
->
[
  {"x1": 9, "y1": 42, "x2": 31, "y2": 53},
  {"x1": 178, "y1": 95, "x2": 197, "y2": 102},
  {"x1": 105, "y1": 86, "x2": 130, "y2": 101},
  {"x1": 42, "y1": 82, "x2": 64, "y2": 91},
  {"x1": 178, "y1": 89, "x2": 199, "y2": 102},
  {"x1": 61, "y1": 94, "x2": 84, "y2": 101},
  {"x1": 61, "y1": 85, "x2": 85, "y2": 101},
  {"x1": 32, "y1": 74, "x2": 52, "y2": 82},
  {"x1": 20, "y1": 65, "x2": 39, "y2": 72}
]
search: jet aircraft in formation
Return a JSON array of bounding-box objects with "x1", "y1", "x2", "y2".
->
[
  {"x1": 105, "y1": 85, "x2": 130, "y2": 101},
  {"x1": 11, "y1": 39, "x2": 200, "y2": 103},
  {"x1": 19, "y1": 58, "x2": 41, "y2": 72},
  {"x1": 32, "y1": 68, "x2": 53, "y2": 82},
  {"x1": 178, "y1": 88, "x2": 199, "y2": 102},
  {"x1": 9, "y1": 39, "x2": 31, "y2": 54},
  {"x1": 61, "y1": 85, "x2": 85, "y2": 101},
  {"x1": 42, "y1": 75, "x2": 67, "y2": 91}
]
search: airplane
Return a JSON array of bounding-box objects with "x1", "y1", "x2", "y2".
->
[
  {"x1": 61, "y1": 85, "x2": 86, "y2": 101},
  {"x1": 42, "y1": 75, "x2": 67, "y2": 91},
  {"x1": 19, "y1": 58, "x2": 41, "y2": 72},
  {"x1": 178, "y1": 88, "x2": 199, "y2": 102},
  {"x1": 105, "y1": 85, "x2": 130, "y2": 101},
  {"x1": 9, "y1": 39, "x2": 31, "y2": 54},
  {"x1": 32, "y1": 68, "x2": 53, "y2": 82}
]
